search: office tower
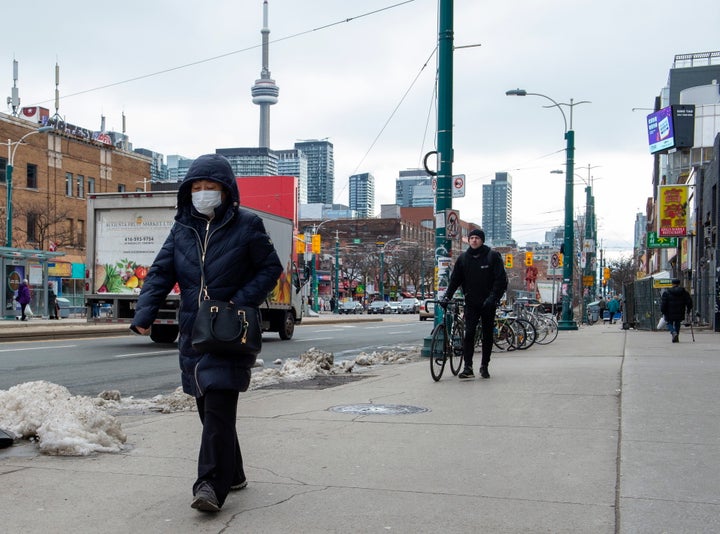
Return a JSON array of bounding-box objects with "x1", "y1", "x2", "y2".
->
[
  {"x1": 277, "y1": 148, "x2": 308, "y2": 203},
  {"x1": 215, "y1": 147, "x2": 278, "y2": 176},
  {"x1": 295, "y1": 139, "x2": 334, "y2": 204},
  {"x1": 134, "y1": 148, "x2": 167, "y2": 182},
  {"x1": 349, "y1": 172, "x2": 375, "y2": 217},
  {"x1": 482, "y1": 171, "x2": 513, "y2": 245},
  {"x1": 396, "y1": 168, "x2": 432, "y2": 207},
  {"x1": 166, "y1": 155, "x2": 195, "y2": 181},
  {"x1": 251, "y1": 0, "x2": 279, "y2": 148}
]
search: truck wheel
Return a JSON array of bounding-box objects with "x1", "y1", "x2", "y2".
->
[
  {"x1": 150, "y1": 324, "x2": 179, "y2": 343},
  {"x1": 279, "y1": 311, "x2": 295, "y2": 340}
]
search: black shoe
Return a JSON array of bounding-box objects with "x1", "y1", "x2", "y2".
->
[
  {"x1": 191, "y1": 482, "x2": 220, "y2": 512},
  {"x1": 672, "y1": 333, "x2": 679, "y2": 343},
  {"x1": 479, "y1": 366, "x2": 490, "y2": 379},
  {"x1": 458, "y1": 366, "x2": 474, "y2": 379}
]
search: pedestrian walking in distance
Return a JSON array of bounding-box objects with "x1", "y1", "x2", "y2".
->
[
  {"x1": 131, "y1": 154, "x2": 282, "y2": 513},
  {"x1": 15, "y1": 279, "x2": 31, "y2": 321},
  {"x1": 441, "y1": 228, "x2": 508, "y2": 380},
  {"x1": 606, "y1": 295, "x2": 621, "y2": 324},
  {"x1": 660, "y1": 278, "x2": 693, "y2": 343}
]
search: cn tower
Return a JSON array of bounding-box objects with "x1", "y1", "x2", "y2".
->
[{"x1": 251, "y1": 0, "x2": 279, "y2": 148}]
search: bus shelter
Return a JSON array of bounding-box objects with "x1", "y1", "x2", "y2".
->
[{"x1": 1, "y1": 247, "x2": 66, "y2": 320}]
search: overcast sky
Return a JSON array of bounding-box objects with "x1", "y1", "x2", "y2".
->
[{"x1": 3, "y1": 0, "x2": 719, "y2": 259}]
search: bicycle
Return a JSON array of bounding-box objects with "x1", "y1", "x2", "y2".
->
[{"x1": 429, "y1": 299, "x2": 465, "y2": 381}]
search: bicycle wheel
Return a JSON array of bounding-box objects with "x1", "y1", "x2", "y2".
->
[
  {"x1": 493, "y1": 320, "x2": 516, "y2": 351},
  {"x1": 515, "y1": 318, "x2": 537, "y2": 350},
  {"x1": 449, "y1": 318, "x2": 464, "y2": 375},
  {"x1": 536, "y1": 316, "x2": 558, "y2": 345},
  {"x1": 430, "y1": 323, "x2": 447, "y2": 381}
]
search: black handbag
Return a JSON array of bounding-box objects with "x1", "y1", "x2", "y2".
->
[
  {"x1": 192, "y1": 298, "x2": 262, "y2": 363},
  {"x1": 191, "y1": 274, "x2": 262, "y2": 364}
]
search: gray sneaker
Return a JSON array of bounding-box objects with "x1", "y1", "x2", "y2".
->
[
  {"x1": 191, "y1": 482, "x2": 220, "y2": 512},
  {"x1": 458, "y1": 366, "x2": 475, "y2": 379}
]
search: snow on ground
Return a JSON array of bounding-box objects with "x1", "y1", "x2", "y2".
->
[{"x1": 0, "y1": 346, "x2": 419, "y2": 456}]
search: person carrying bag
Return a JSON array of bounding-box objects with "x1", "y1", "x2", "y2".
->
[{"x1": 131, "y1": 154, "x2": 282, "y2": 513}]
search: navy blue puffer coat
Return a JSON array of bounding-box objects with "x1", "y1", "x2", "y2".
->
[{"x1": 131, "y1": 154, "x2": 282, "y2": 396}]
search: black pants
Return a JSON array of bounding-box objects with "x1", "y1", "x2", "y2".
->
[
  {"x1": 668, "y1": 319, "x2": 682, "y2": 336},
  {"x1": 194, "y1": 390, "x2": 244, "y2": 507},
  {"x1": 462, "y1": 304, "x2": 495, "y2": 368}
]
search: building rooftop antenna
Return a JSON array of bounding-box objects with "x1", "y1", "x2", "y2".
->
[{"x1": 6, "y1": 59, "x2": 20, "y2": 116}]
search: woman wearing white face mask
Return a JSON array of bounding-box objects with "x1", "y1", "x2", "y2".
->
[{"x1": 131, "y1": 154, "x2": 282, "y2": 513}]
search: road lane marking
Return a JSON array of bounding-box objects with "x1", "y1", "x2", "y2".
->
[
  {"x1": 114, "y1": 350, "x2": 177, "y2": 358},
  {"x1": 0, "y1": 344, "x2": 77, "y2": 353}
]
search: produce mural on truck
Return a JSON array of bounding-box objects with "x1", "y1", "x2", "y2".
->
[{"x1": 93, "y1": 209, "x2": 175, "y2": 294}]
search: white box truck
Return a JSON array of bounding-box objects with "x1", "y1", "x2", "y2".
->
[{"x1": 85, "y1": 191, "x2": 303, "y2": 343}]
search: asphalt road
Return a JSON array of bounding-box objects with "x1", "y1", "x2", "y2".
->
[{"x1": 0, "y1": 315, "x2": 430, "y2": 398}]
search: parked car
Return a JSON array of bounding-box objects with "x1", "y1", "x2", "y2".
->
[
  {"x1": 367, "y1": 300, "x2": 391, "y2": 314},
  {"x1": 400, "y1": 297, "x2": 420, "y2": 314},
  {"x1": 339, "y1": 300, "x2": 364, "y2": 314},
  {"x1": 419, "y1": 299, "x2": 435, "y2": 321},
  {"x1": 388, "y1": 301, "x2": 402, "y2": 314}
]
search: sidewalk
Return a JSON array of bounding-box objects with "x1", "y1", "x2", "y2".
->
[{"x1": 1, "y1": 323, "x2": 718, "y2": 533}]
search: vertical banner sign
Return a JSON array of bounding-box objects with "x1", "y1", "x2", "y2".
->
[{"x1": 658, "y1": 185, "x2": 689, "y2": 237}]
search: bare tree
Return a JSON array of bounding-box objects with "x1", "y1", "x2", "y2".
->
[
  {"x1": 12, "y1": 200, "x2": 75, "y2": 250},
  {"x1": 606, "y1": 255, "x2": 637, "y2": 294}
]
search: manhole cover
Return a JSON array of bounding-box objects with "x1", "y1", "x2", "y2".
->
[{"x1": 328, "y1": 403, "x2": 429, "y2": 415}]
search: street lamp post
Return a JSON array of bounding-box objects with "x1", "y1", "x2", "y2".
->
[
  {"x1": 378, "y1": 237, "x2": 402, "y2": 301},
  {"x1": 334, "y1": 230, "x2": 339, "y2": 314},
  {"x1": 4, "y1": 126, "x2": 54, "y2": 247},
  {"x1": 506, "y1": 89, "x2": 589, "y2": 330}
]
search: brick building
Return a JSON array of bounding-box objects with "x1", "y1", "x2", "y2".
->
[{"x1": 1, "y1": 112, "x2": 151, "y2": 314}]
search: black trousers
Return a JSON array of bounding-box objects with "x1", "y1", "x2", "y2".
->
[
  {"x1": 668, "y1": 319, "x2": 682, "y2": 336},
  {"x1": 194, "y1": 390, "x2": 245, "y2": 506},
  {"x1": 462, "y1": 304, "x2": 495, "y2": 368}
]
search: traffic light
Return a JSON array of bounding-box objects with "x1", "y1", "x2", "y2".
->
[
  {"x1": 557, "y1": 253, "x2": 563, "y2": 267},
  {"x1": 524, "y1": 251, "x2": 533, "y2": 266},
  {"x1": 603, "y1": 267, "x2": 611, "y2": 281},
  {"x1": 297, "y1": 234, "x2": 305, "y2": 253},
  {"x1": 505, "y1": 254, "x2": 513, "y2": 269},
  {"x1": 311, "y1": 234, "x2": 321, "y2": 254}
]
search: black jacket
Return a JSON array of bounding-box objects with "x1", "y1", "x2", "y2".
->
[
  {"x1": 660, "y1": 285, "x2": 693, "y2": 322},
  {"x1": 132, "y1": 154, "x2": 283, "y2": 396},
  {"x1": 445, "y1": 244, "x2": 508, "y2": 309}
]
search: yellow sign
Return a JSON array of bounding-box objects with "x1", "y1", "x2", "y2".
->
[
  {"x1": 48, "y1": 262, "x2": 72, "y2": 277},
  {"x1": 583, "y1": 275, "x2": 594, "y2": 287},
  {"x1": 658, "y1": 184, "x2": 689, "y2": 237}
]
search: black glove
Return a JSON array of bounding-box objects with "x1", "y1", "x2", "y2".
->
[{"x1": 439, "y1": 297, "x2": 450, "y2": 309}]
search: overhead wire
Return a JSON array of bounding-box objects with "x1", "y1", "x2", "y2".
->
[{"x1": 32, "y1": 1, "x2": 419, "y2": 104}]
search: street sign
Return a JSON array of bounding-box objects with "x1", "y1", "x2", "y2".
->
[
  {"x1": 582, "y1": 275, "x2": 594, "y2": 287},
  {"x1": 452, "y1": 174, "x2": 465, "y2": 198},
  {"x1": 647, "y1": 231, "x2": 678, "y2": 249},
  {"x1": 445, "y1": 210, "x2": 460, "y2": 238},
  {"x1": 550, "y1": 253, "x2": 559, "y2": 268}
]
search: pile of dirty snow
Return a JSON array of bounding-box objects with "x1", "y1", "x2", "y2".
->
[{"x1": 0, "y1": 381, "x2": 127, "y2": 456}]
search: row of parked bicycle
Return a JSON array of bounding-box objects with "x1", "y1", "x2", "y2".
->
[
  {"x1": 338, "y1": 297, "x2": 422, "y2": 315},
  {"x1": 429, "y1": 299, "x2": 559, "y2": 381}
]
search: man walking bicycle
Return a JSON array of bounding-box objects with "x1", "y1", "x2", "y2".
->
[{"x1": 441, "y1": 229, "x2": 507, "y2": 379}]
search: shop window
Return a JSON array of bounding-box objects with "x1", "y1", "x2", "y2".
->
[
  {"x1": 0, "y1": 157, "x2": 6, "y2": 183},
  {"x1": 88, "y1": 177, "x2": 96, "y2": 194}
]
